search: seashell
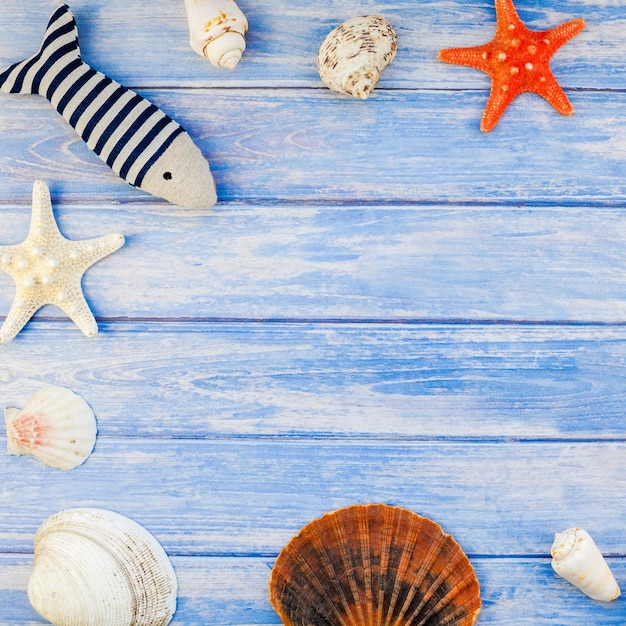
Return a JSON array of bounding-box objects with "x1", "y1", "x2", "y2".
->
[
  {"x1": 4, "y1": 385, "x2": 97, "y2": 470},
  {"x1": 551, "y1": 527, "x2": 621, "y2": 602},
  {"x1": 269, "y1": 503, "x2": 481, "y2": 625},
  {"x1": 28, "y1": 507, "x2": 178, "y2": 626},
  {"x1": 317, "y1": 15, "x2": 398, "y2": 99},
  {"x1": 184, "y1": 0, "x2": 248, "y2": 69}
]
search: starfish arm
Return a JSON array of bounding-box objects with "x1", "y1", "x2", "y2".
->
[
  {"x1": 495, "y1": 0, "x2": 522, "y2": 31},
  {"x1": 0, "y1": 244, "x2": 21, "y2": 256},
  {"x1": 532, "y1": 72, "x2": 575, "y2": 116},
  {"x1": 480, "y1": 82, "x2": 521, "y2": 132},
  {"x1": 72, "y1": 233, "x2": 125, "y2": 272},
  {"x1": 438, "y1": 45, "x2": 492, "y2": 73},
  {"x1": 0, "y1": 297, "x2": 41, "y2": 343},
  {"x1": 544, "y1": 18, "x2": 586, "y2": 52},
  {"x1": 55, "y1": 285, "x2": 99, "y2": 337},
  {"x1": 29, "y1": 180, "x2": 62, "y2": 239},
  {"x1": 0, "y1": 245, "x2": 26, "y2": 280}
]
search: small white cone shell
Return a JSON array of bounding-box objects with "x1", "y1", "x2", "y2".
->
[
  {"x1": 317, "y1": 15, "x2": 398, "y2": 99},
  {"x1": 183, "y1": 0, "x2": 248, "y2": 69},
  {"x1": 551, "y1": 528, "x2": 621, "y2": 602},
  {"x1": 4, "y1": 385, "x2": 96, "y2": 470},
  {"x1": 28, "y1": 508, "x2": 178, "y2": 626}
]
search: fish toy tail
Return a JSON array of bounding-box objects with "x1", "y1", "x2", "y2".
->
[{"x1": 0, "y1": 4, "x2": 80, "y2": 97}]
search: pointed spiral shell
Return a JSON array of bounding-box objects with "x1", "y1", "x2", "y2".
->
[
  {"x1": 317, "y1": 15, "x2": 398, "y2": 99},
  {"x1": 551, "y1": 528, "x2": 621, "y2": 602},
  {"x1": 184, "y1": 0, "x2": 248, "y2": 69}
]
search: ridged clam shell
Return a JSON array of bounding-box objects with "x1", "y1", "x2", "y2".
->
[
  {"x1": 317, "y1": 15, "x2": 397, "y2": 99},
  {"x1": 4, "y1": 385, "x2": 96, "y2": 470},
  {"x1": 551, "y1": 528, "x2": 621, "y2": 602},
  {"x1": 28, "y1": 508, "x2": 178, "y2": 626},
  {"x1": 269, "y1": 503, "x2": 481, "y2": 625},
  {"x1": 184, "y1": 0, "x2": 248, "y2": 69}
]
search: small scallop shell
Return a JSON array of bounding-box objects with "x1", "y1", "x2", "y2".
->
[
  {"x1": 4, "y1": 385, "x2": 96, "y2": 470},
  {"x1": 269, "y1": 503, "x2": 481, "y2": 625},
  {"x1": 28, "y1": 507, "x2": 178, "y2": 626},
  {"x1": 184, "y1": 0, "x2": 248, "y2": 69},
  {"x1": 551, "y1": 527, "x2": 621, "y2": 602},
  {"x1": 317, "y1": 15, "x2": 398, "y2": 99}
]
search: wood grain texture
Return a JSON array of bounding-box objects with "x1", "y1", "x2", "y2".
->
[
  {"x1": 2, "y1": 554, "x2": 625, "y2": 625},
  {"x1": 0, "y1": 206, "x2": 625, "y2": 321},
  {"x1": 1, "y1": 90, "x2": 625, "y2": 204},
  {"x1": 2, "y1": 323, "x2": 626, "y2": 439},
  {"x1": 0, "y1": 0, "x2": 614, "y2": 89},
  {"x1": 0, "y1": 0, "x2": 625, "y2": 623},
  {"x1": 1, "y1": 439, "x2": 625, "y2": 555}
]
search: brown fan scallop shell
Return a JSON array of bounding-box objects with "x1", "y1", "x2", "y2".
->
[{"x1": 269, "y1": 504, "x2": 481, "y2": 626}]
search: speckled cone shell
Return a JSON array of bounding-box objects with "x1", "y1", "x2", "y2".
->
[
  {"x1": 269, "y1": 503, "x2": 481, "y2": 625},
  {"x1": 317, "y1": 15, "x2": 397, "y2": 99},
  {"x1": 28, "y1": 508, "x2": 178, "y2": 626},
  {"x1": 551, "y1": 528, "x2": 621, "y2": 602},
  {"x1": 4, "y1": 385, "x2": 96, "y2": 470},
  {"x1": 184, "y1": 0, "x2": 248, "y2": 69}
]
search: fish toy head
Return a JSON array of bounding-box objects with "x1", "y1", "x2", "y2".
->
[{"x1": 140, "y1": 132, "x2": 218, "y2": 208}]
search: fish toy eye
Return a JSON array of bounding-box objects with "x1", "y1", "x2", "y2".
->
[{"x1": 163, "y1": 171, "x2": 172, "y2": 180}]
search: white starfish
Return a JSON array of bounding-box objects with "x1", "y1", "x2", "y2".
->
[{"x1": 0, "y1": 181, "x2": 124, "y2": 342}]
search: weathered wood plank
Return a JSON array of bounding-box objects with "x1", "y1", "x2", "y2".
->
[
  {"x1": 1, "y1": 554, "x2": 625, "y2": 624},
  {"x1": 1, "y1": 206, "x2": 625, "y2": 321},
  {"x1": 0, "y1": 0, "x2": 616, "y2": 90},
  {"x1": 0, "y1": 89, "x2": 623, "y2": 204},
  {"x1": 0, "y1": 3, "x2": 624, "y2": 626},
  {"x1": 0, "y1": 440, "x2": 624, "y2": 555},
  {"x1": 2, "y1": 323, "x2": 626, "y2": 439}
]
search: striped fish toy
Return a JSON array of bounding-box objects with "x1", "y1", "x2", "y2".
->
[{"x1": 0, "y1": 4, "x2": 217, "y2": 208}]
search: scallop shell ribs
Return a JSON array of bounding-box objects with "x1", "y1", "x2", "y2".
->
[
  {"x1": 4, "y1": 385, "x2": 96, "y2": 469},
  {"x1": 269, "y1": 503, "x2": 481, "y2": 625}
]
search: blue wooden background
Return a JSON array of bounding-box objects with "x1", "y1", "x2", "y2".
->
[{"x1": 1, "y1": 0, "x2": 625, "y2": 623}]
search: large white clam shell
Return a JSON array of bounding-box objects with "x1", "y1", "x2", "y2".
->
[
  {"x1": 551, "y1": 527, "x2": 621, "y2": 602},
  {"x1": 4, "y1": 385, "x2": 96, "y2": 470},
  {"x1": 28, "y1": 508, "x2": 178, "y2": 626},
  {"x1": 317, "y1": 15, "x2": 398, "y2": 99},
  {"x1": 184, "y1": 0, "x2": 248, "y2": 69}
]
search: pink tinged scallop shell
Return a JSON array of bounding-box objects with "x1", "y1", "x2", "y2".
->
[{"x1": 4, "y1": 385, "x2": 96, "y2": 470}]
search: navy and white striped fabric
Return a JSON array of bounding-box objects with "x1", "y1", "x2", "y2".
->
[{"x1": 0, "y1": 4, "x2": 184, "y2": 189}]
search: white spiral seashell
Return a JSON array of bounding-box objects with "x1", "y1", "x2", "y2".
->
[
  {"x1": 184, "y1": 0, "x2": 248, "y2": 69},
  {"x1": 551, "y1": 528, "x2": 621, "y2": 602},
  {"x1": 4, "y1": 385, "x2": 96, "y2": 470},
  {"x1": 28, "y1": 508, "x2": 178, "y2": 626},
  {"x1": 317, "y1": 15, "x2": 398, "y2": 99}
]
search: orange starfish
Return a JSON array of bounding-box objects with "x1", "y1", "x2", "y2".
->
[{"x1": 438, "y1": 0, "x2": 585, "y2": 132}]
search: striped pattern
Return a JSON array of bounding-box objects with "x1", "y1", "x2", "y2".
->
[{"x1": 0, "y1": 4, "x2": 184, "y2": 188}]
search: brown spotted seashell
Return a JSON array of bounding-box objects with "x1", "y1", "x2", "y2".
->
[
  {"x1": 317, "y1": 15, "x2": 397, "y2": 99},
  {"x1": 269, "y1": 504, "x2": 481, "y2": 626}
]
